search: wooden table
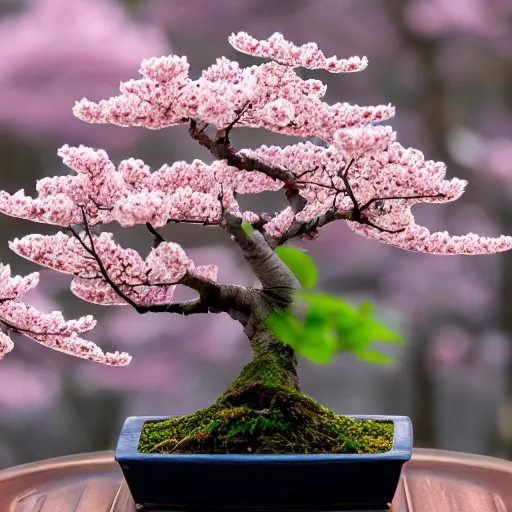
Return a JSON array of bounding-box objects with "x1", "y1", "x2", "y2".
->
[{"x1": 0, "y1": 449, "x2": 511, "y2": 511}]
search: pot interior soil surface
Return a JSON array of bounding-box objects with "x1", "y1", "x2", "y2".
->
[
  {"x1": 1, "y1": 449, "x2": 512, "y2": 511},
  {"x1": 138, "y1": 384, "x2": 394, "y2": 455}
]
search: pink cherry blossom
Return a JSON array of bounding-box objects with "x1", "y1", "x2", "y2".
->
[
  {"x1": 9, "y1": 232, "x2": 203, "y2": 292},
  {"x1": 349, "y1": 222, "x2": 512, "y2": 255},
  {"x1": 146, "y1": 243, "x2": 192, "y2": 282},
  {"x1": 0, "y1": 263, "x2": 129, "y2": 366},
  {"x1": 70, "y1": 278, "x2": 176, "y2": 307},
  {"x1": 190, "y1": 265, "x2": 219, "y2": 282},
  {"x1": 242, "y1": 211, "x2": 261, "y2": 224},
  {"x1": 0, "y1": 146, "x2": 248, "y2": 228},
  {"x1": 0, "y1": 332, "x2": 14, "y2": 360},
  {"x1": 0, "y1": 31, "x2": 511, "y2": 369},
  {"x1": 264, "y1": 207, "x2": 296, "y2": 237},
  {"x1": 0, "y1": 264, "x2": 39, "y2": 300},
  {"x1": 73, "y1": 35, "x2": 394, "y2": 140},
  {"x1": 228, "y1": 32, "x2": 369, "y2": 73}
]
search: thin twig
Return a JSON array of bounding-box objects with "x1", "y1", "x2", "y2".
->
[
  {"x1": 359, "y1": 193, "x2": 446, "y2": 213},
  {"x1": 69, "y1": 206, "x2": 144, "y2": 312},
  {"x1": 359, "y1": 218, "x2": 406, "y2": 234},
  {"x1": 146, "y1": 222, "x2": 165, "y2": 248}
]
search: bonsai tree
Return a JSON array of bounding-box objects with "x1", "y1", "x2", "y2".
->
[{"x1": 0, "y1": 32, "x2": 510, "y2": 454}]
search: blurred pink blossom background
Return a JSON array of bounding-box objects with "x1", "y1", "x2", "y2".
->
[
  {"x1": 0, "y1": 0, "x2": 168, "y2": 147},
  {"x1": 0, "y1": 0, "x2": 511, "y2": 467}
]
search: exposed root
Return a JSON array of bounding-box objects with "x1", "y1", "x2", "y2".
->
[{"x1": 138, "y1": 383, "x2": 393, "y2": 455}]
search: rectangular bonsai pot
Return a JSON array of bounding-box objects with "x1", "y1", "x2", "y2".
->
[{"x1": 115, "y1": 415, "x2": 412, "y2": 511}]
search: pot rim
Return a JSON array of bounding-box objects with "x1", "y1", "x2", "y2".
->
[{"x1": 115, "y1": 414, "x2": 413, "y2": 463}]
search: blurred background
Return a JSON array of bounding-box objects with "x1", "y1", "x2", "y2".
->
[{"x1": 0, "y1": 0, "x2": 511, "y2": 469}]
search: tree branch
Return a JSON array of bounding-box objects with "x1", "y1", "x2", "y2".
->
[
  {"x1": 339, "y1": 159, "x2": 359, "y2": 218},
  {"x1": 88, "y1": 196, "x2": 113, "y2": 212},
  {"x1": 189, "y1": 113, "x2": 410, "y2": 245},
  {"x1": 221, "y1": 211, "x2": 253, "y2": 249},
  {"x1": 165, "y1": 218, "x2": 219, "y2": 226},
  {"x1": 268, "y1": 209, "x2": 354, "y2": 248},
  {"x1": 270, "y1": 157, "x2": 447, "y2": 243},
  {"x1": 215, "y1": 101, "x2": 253, "y2": 144},
  {"x1": 359, "y1": 193, "x2": 446, "y2": 213},
  {"x1": 70, "y1": 206, "x2": 145, "y2": 312},
  {"x1": 0, "y1": 318, "x2": 78, "y2": 338},
  {"x1": 358, "y1": 218, "x2": 406, "y2": 234},
  {"x1": 189, "y1": 119, "x2": 307, "y2": 213},
  {"x1": 146, "y1": 222, "x2": 165, "y2": 248},
  {"x1": 140, "y1": 297, "x2": 211, "y2": 315},
  {"x1": 189, "y1": 120, "x2": 294, "y2": 183},
  {"x1": 68, "y1": 206, "x2": 245, "y2": 316}
]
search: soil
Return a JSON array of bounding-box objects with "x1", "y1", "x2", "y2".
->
[{"x1": 138, "y1": 379, "x2": 393, "y2": 455}]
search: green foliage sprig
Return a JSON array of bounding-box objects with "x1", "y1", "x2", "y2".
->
[{"x1": 268, "y1": 245, "x2": 404, "y2": 364}]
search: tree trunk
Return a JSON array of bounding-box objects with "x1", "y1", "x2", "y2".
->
[{"x1": 222, "y1": 328, "x2": 300, "y2": 402}]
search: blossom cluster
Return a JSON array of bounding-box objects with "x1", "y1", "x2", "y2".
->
[
  {"x1": 73, "y1": 32, "x2": 394, "y2": 142},
  {"x1": 0, "y1": 264, "x2": 129, "y2": 366},
  {"x1": 9, "y1": 231, "x2": 217, "y2": 306},
  {"x1": 0, "y1": 146, "x2": 283, "y2": 229},
  {"x1": 68, "y1": 31, "x2": 512, "y2": 254},
  {"x1": 1, "y1": 31, "x2": 511, "y2": 366},
  {"x1": 237, "y1": 125, "x2": 503, "y2": 254}
]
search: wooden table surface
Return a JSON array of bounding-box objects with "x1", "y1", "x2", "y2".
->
[{"x1": 0, "y1": 448, "x2": 511, "y2": 511}]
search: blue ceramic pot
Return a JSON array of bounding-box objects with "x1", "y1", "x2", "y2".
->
[{"x1": 116, "y1": 415, "x2": 412, "y2": 510}]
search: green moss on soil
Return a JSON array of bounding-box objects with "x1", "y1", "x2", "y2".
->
[{"x1": 138, "y1": 359, "x2": 393, "y2": 454}]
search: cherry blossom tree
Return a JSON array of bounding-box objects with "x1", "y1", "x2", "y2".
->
[
  {"x1": 126, "y1": 0, "x2": 512, "y2": 453},
  {"x1": 0, "y1": 32, "x2": 511, "y2": 398}
]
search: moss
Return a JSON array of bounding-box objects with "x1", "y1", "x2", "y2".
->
[
  {"x1": 138, "y1": 382, "x2": 394, "y2": 455},
  {"x1": 221, "y1": 356, "x2": 292, "y2": 395}
]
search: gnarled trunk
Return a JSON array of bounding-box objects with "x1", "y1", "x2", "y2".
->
[
  {"x1": 223, "y1": 328, "x2": 301, "y2": 400},
  {"x1": 216, "y1": 228, "x2": 303, "y2": 396}
]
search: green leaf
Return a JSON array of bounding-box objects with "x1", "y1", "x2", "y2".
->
[
  {"x1": 275, "y1": 245, "x2": 318, "y2": 289},
  {"x1": 360, "y1": 319, "x2": 405, "y2": 345},
  {"x1": 241, "y1": 222, "x2": 254, "y2": 239},
  {"x1": 267, "y1": 290, "x2": 404, "y2": 367},
  {"x1": 352, "y1": 348, "x2": 396, "y2": 364},
  {"x1": 359, "y1": 300, "x2": 374, "y2": 316},
  {"x1": 266, "y1": 305, "x2": 337, "y2": 364},
  {"x1": 299, "y1": 307, "x2": 337, "y2": 364},
  {"x1": 298, "y1": 336, "x2": 337, "y2": 364},
  {"x1": 266, "y1": 312, "x2": 303, "y2": 346},
  {"x1": 296, "y1": 292, "x2": 354, "y2": 318},
  {"x1": 336, "y1": 321, "x2": 401, "y2": 353}
]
